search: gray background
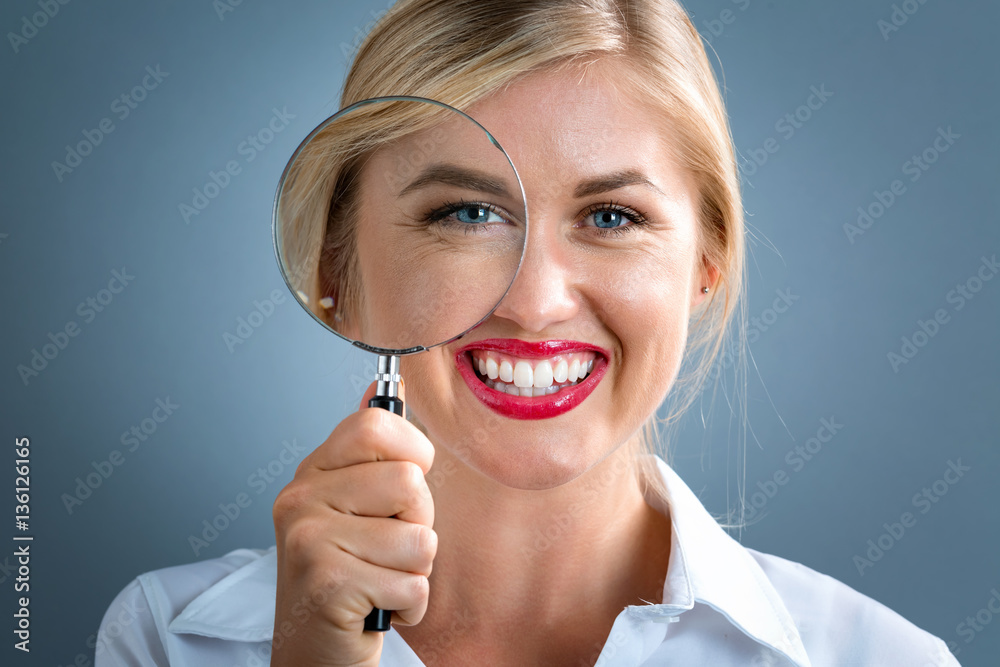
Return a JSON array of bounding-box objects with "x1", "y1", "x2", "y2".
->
[{"x1": 0, "y1": 0, "x2": 997, "y2": 664}]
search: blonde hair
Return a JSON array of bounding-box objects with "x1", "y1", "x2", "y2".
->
[{"x1": 291, "y1": 0, "x2": 748, "y2": 521}]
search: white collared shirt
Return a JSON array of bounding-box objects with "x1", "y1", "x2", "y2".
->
[{"x1": 95, "y1": 456, "x2": 958, "y2": 666}]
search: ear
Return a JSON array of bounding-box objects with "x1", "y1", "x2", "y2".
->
[
  {"x1": 692, "y1": 255, "x2": 721, "y2": 308},
  {"x1": 333, "y1": 309, "x2": 362, "y2": 341}
]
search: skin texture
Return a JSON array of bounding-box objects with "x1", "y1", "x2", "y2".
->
[
  {"x1": 348, "y1": 104, "x2": 526, "y2": 350},
  {"x1": 271, "y1": 59, "x2": 720, "y2": 667}
]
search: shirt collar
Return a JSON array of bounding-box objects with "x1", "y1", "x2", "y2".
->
[
  {"x1": 631, "y1": 456, "x2": 811, "y2": 667},
  {"x1": 167, "y1": 545, "x2": 278, "y2": 644},
  {"x1": 168, "y1": 455, "x2": 810, "y2": 666}
]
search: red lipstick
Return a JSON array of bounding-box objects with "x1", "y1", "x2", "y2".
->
[{"x1": 454, "y1": 339, "x2": 609, "y2": 420}]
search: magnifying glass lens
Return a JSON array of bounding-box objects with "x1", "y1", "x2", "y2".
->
[{"x1": 275, "y1": 98, "x2": 526, "y2": 352}]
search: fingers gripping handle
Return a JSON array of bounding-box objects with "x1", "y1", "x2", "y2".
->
[{"x1": 364, "y1": 355, "x2": 402, "y2": 632}]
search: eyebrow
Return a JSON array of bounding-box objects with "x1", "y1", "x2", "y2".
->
[
  {"x1": 574, "y1": 169, "x2": 667, "y2": 198},
  {"x1": 398, "y1": 164, "x2": 512, "y2": 198}
]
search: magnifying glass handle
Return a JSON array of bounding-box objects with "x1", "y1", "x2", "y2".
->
[
  {"x1": 364, "y1": 354, "x2": 403, "y2": 632},
  {"x1": 367, "y1": 395, "x2": 404, "y2": 416}
]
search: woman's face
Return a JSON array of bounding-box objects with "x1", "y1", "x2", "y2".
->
[{"x1": 353, "y1": 63, "x2": 716, "y2": 490}]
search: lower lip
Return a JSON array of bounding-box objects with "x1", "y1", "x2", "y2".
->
[{"x1": 455, "y1": 352, "x2": 607, "y2": 420}]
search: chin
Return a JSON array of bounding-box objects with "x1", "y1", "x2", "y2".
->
[{"x1": 447, "y1": 425, "x2": 608, "y2": 491}]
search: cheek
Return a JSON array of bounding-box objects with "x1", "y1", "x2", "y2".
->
[
  {"x1": 353, "y1": 229, "x2": 520, "y2": 350},
  {"x1": 398, "y1": 351, "x2": 457, "y2": 419},
  {"x1": 595, "y1": 248, "x2": 693, "y2": 401}
]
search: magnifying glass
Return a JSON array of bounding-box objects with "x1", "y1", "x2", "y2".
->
[{"x1": 272, "y1": 96, "x2": 527, "y2": 632}]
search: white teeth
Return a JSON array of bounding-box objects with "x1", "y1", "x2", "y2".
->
[
  {"x1": 513, "y1": 361, "x2": 533, "y2": 388},
  {"x1": 472, "y1": 351, "x2": 599, "y2": 398},
  {"x1": 553, "y1": 359, "x2": 568, "y2": 383},
  {"x1": 484, "y1": 377, "x2": 576, "y2": 397},
  {"x1": 533, "y1": 360, "x2": 553, "y2": 388}
]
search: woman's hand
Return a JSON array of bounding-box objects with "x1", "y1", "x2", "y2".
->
[{"x1": 270, "y1": 380, "x2": 437, "y2": 667}]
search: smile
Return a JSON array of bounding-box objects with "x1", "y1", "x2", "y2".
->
[{"x1": 454, "y1": 339, "x2": 609, "y2": 420}]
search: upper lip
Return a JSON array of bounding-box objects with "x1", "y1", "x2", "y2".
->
[{"x1": 455, "y1": 338, "x2": 610, "y2": 359}]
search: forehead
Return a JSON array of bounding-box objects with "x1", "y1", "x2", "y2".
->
[{"x1": 463, "y1": 63, "x2": 696, "y2": 207}]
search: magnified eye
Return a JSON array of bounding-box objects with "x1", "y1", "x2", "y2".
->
[
  {"x1": 424, "y1": 201, "x2": 509, "y2": 232},
  {"x1": 452, "y1": 204, "x2": 505, "y2": 224},
  {"x1": 591, "y1": 210, "x2": 628, "y2": 229}
]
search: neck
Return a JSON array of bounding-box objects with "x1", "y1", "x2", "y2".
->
[{"x1": 396, "y1": 437, "x2": 672, "y2": 659}]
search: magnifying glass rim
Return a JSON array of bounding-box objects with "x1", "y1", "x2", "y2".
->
[{"x1": 271, "y1": 94, "x2": 529, "y2": 356}]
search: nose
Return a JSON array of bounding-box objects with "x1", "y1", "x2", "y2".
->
[{"x1": 491, "y1": 214, "x2": 577, "y2": 333}]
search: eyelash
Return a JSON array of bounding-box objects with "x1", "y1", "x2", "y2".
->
[
  {"x1": 422, "y1": 200, "x2": 507, "y2": 234},
  {"x1": 580, "y1": 201, "x2": 650, "y2": 237}
]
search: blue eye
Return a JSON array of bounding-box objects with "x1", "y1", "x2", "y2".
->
[
  {"x1": 453, "y1": 205, "x2": 504, "y2": 224},
  {"x1": 591, "y1": 210, "x2": 627, "y2": 228},
  {"x1": 423, "y1": 201, "x2": 511, "y2": 234},
  {"x1": 580, "y1": 203, "x2": 649, "y2": 237}
]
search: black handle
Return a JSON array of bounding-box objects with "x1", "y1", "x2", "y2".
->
[
  {"x1": 368, "y1": 396, "x2": 404, "y2": 416},
  {"x1": 363, "y1": 394, "x2": 404, "y2": 632}
]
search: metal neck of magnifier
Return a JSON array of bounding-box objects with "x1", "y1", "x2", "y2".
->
[{"x1": 375, "y1": 355, "x2": 400, "y2": 398}]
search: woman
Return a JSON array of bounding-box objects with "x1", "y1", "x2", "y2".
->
[{"x1": 96, "y1": 1, "x2": 958, "y2": 665}]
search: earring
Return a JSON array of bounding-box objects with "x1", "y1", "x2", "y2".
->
[{"x1": 701, "y1": 286, "x2": 709, "y2": 294}]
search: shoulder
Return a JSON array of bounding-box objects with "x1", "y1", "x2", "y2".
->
[
  {"x1": 95, "y1": 547, "x2": 273, "y2": 667},
  {"x1": 745, "y1": 548, "x2": 958, "y2": 667}
]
